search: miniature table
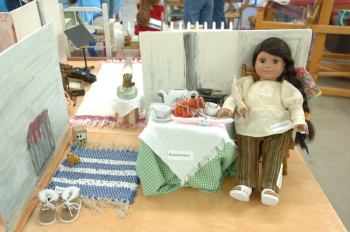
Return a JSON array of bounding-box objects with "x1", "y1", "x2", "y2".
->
[
  {"x1": 107, "y1": 95, "x2": 144, "y2": 124},
  {"x1": 137, "y1": 112, "x2": 237, "y2": 196}
]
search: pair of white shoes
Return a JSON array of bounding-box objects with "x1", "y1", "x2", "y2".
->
[
  {"x1": 38, "y1": 186, "x2": 82, "y2": 225},
  {"x1": 229, "y1": 185, "x2": 279, "y2": 206}
]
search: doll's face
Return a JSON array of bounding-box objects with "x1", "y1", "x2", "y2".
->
[{"x1": 255, "y1": 51, "x2": 286, "y2": 82}]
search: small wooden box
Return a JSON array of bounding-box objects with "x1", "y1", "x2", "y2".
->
[
  {"x1": 68, "y1": 78, "x2": 85, "y2": 96},
  {"x1": 72, "y1": 125, "x2": 87, "y2": 143},
  {"x1": 115, "y1": 108, "x2": 139, "y2": 124}
]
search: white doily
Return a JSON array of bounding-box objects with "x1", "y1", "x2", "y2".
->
[
  {"x1": 258, "y1": 83, "x2": 274, "y2": 98},
  {"x1": 107, "y1": 95, "x2": 144, "y2": 118},
  {"x1": 138, "y1": 112, "x2": 236, "y2": 185}
]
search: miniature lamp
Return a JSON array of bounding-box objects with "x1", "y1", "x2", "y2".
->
[{"x1": 117, "y1": 55, "x2": 138, "y2": 99}]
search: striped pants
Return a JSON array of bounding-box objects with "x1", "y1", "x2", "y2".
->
[{"x1": 235, "y1": 130, "x2": 292, "y2": 193}]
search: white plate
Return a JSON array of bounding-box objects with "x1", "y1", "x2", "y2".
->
[{"x1": 152, "y1": 114, "x2": 174, "y2": 122}]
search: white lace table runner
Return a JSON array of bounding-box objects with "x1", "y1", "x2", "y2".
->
[
  {"x1": 138, "y1": 112, "x2": 236, "y2": 185},
  {"x1": 107, "y1": 95, "x2": 145, "y2": 118}
]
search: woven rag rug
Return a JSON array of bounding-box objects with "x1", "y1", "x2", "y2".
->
[
  {"x1": 70, "y1": 59, "x2": 147, "y2": 128},
  {"x1": 48, "y1": 145, "x2": 139, "y2": 218}
]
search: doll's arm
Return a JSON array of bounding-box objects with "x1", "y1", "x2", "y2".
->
[
  {"x1": 281, "y1": 81, "x2": 307, "y2": 127},
  {"x1": 217, "y1": 97, "x2": 247, "y2": 118},
  {"x1": 216, "y1": 108, "x2": 232, "y2": 117},
  {"x1": 217, "y1": 76, "x2": 252, "y2": 118},
  {"x1": 217, "y1": 94, "x2": 235, "y2": 117},
  {"x1": 295, "y1": 124, "x2": 309, "y2": 135},
  {"x1": 231, "y1": 77, "x2": 248, "y2": 113}
]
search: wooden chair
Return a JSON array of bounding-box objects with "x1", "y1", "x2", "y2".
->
[
  {"x1": 164, "y1": 0, "x2": 184, "y2": 25},
  {"x1": 59, "y1": 3, "x2": 113, "y2": 57},
  {"x1": 242, "y1": 64, "x2": 293, "y2": 175},
  {"x1": 255, "y1": 0, "x2": 322, "y2": 30},
  {"x1": 225, "y1": 0, "x2": 250, "y2": 30}
]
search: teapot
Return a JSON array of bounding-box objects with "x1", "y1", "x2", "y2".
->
[{"x1": 159, "y1": 89, "x2": 199, "y2": 108}]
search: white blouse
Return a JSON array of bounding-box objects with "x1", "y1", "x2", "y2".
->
[{"x1": 223, "y1": 76, "x2": 306, "y2": 137}]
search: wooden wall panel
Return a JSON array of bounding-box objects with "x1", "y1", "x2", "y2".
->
[
  {"x1": 0, "y1": 23, "x2": 70, "y2": 232},
  {"x1": 10, "y1": 1, "x2": 41, "y2": 41},
  {"x1": 37, "y1": 0, "x2": 67, "y2": 63}
]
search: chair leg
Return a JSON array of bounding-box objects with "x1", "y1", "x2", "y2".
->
[{"x1": 283, "y1": 150, "x2": 289, "y2": 175}]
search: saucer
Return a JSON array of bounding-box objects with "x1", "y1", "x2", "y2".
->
[{"x1": 152, "y1": 114, "x2": 174, "y2": 122}]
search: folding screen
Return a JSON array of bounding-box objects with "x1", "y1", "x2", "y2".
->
[
  {"x1": 10, "y1": 1, "x2": 41, "y2": 41},
  {"x1": 0, "y1": 0, "x2": 67, "y2": 63},
  {"x1": 139, "y1": 29, "x2": 312, "y2": 108},
  {"x1": 36, "y1": 0, "x2": 67, "y2": 63},
  {"x1": 0, "y1": 23, "x2": 70, "y2": 232},
  {"x1": 0, "y1": 1, "x2": 40, "y2": 54},
  {"x1": 0, "y1": 13, "x2": 16, "y2": 52}
]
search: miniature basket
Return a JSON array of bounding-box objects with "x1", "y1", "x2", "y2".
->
[
  {"x1": 65, "y1": 91, "x2": 74, "y2": 109},
  {"x1": 124, "y1": 30, "x2": 132, "y2": 47}
]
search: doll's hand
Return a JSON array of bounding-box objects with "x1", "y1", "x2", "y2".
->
[
  {"x1": 295, "y1": 124, "x2": 309, "y2": 135},
  {"x1": 216, "y1": 108, "x2": 232, "y2": 118},
  {"x1": 234, "y1": 107, "x2": 248, "y2": 118},
  {"x1": 234, "y1": 108, "x2": 247, "y2": 115}
]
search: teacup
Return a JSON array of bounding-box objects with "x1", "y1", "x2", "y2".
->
[
  {"x1": 205, "y1": 102, "x2": 221, "y2": 116},
  {"x1": 154, "y1": 105, "x2": 171, "y2": 119}
]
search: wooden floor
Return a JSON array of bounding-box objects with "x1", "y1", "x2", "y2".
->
[{"x1": 15, "y1": 61, "x2": 347, "y2": 232}]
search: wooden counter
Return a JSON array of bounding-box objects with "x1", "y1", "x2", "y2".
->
[{"x1": 19, "y1": 61, "x2": 347, "y2": 232}]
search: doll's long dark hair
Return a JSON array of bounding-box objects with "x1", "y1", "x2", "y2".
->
[
  {"x1": 136, "y1": 0, "x2": 160, "y2": 27},
  {"x1": 252, "y1": 37, "x2": 315, "y2": 149}
]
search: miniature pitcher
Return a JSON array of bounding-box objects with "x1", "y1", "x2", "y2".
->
[{"x1": 159, "y1": 89, "x2": 199, "y2": 108}]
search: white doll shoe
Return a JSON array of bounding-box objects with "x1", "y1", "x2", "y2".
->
[
  {"x1": 229, "y1": 185, "x2": 252, "y2": 202},
  {"x1": 261, "y1": 189, "x2": 279, "y2": 206}
]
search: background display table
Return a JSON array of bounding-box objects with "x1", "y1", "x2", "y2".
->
[{"x1": 137, "y1": 113, "x2": 237, "y2": 196}]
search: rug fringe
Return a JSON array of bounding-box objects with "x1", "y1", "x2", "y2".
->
[
  {"x1": 70, "y1": 117, "x2": 147, "y2": 129},
  {"x1": 81, "y1": 140, "x2": 139, "y2": 151},
  {"x1": 100, "y1": 58, "x2": 142, "y2": 64},
  {"x1": 80, "y1": 196, "x2": 134, "y2": 218}
]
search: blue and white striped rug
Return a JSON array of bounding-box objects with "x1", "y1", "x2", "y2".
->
[{"x1": 49, "y1": 146, "x2": 139, "y2": 203}]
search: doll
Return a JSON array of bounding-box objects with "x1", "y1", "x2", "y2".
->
[
  {"x1": 134, "y1": 0, "x2": 164, "y2": 35},
  {"x1": 216, "y1": 37, "x2": 315, "y2": 206}
]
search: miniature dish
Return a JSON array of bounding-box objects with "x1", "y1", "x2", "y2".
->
[{"x1": 152, "y1": 114, "x2": 174, "y2": 122}]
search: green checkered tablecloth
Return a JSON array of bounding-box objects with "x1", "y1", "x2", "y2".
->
[{"x1": 136, "y1": 142, "x2": 237, "y2": 196}]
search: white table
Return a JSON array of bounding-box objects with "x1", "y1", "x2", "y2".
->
[{"x1": 137, "y1": 111, "x2": 237, "y2": 193}]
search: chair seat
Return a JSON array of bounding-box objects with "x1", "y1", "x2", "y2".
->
[
  {"x1": 168, "y1": 9, "x2": 184, "y2": 17},
  {"x1": 225, "y1": 11, "x2": 240, "y2": 19}
]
